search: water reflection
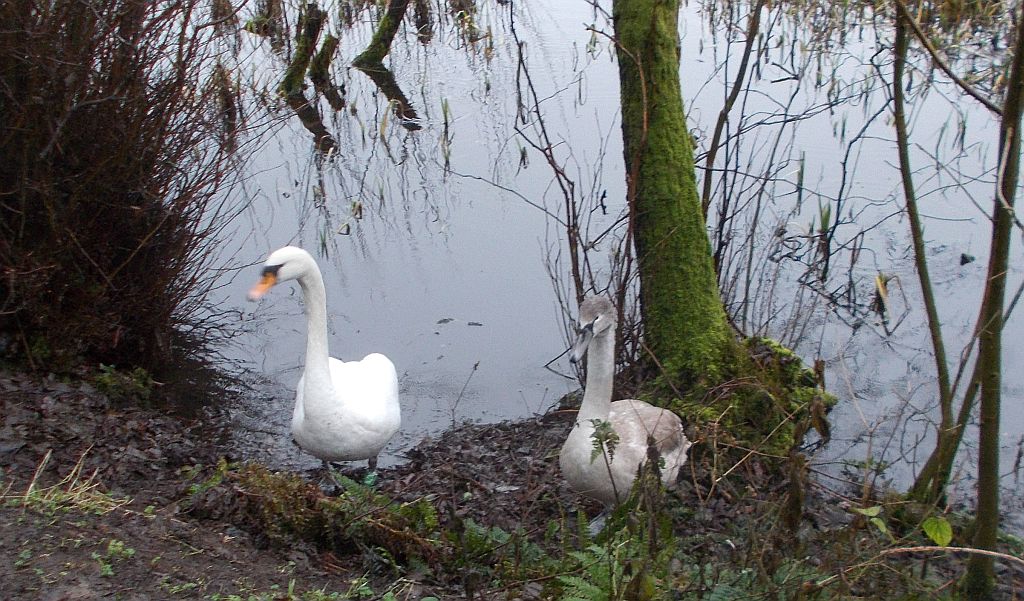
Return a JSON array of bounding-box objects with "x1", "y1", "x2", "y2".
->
[
  {"x1": 356, "y1": 64, "x2": 422, "y2": 130},
  {"x1": 216, "y1": 0, "x2": 577, "y2": 471},
  {"x1": 285, "y1": 93, "x2": 338, "y2": 154}
]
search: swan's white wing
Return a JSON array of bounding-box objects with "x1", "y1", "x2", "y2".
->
[
  {"x1": 328, "y1": 353, "x2": 399, "y2": 416},
  {"x1": 326, "y1": 353, "x2": 401, "y2": 449},
  {"x1": 609, "y1": 400, "x2": 688, "y2": 456}
]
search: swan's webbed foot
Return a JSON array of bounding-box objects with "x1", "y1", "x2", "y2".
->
[
  {"x1": 362, "y1": 455, "x2": 380, "y2": 487},
  {"x1": 587, "y1": 510, "x2": 609, "y2": 536}
]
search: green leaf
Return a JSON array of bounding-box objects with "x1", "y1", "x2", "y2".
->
[
  {"x1": 922, "y1": 516, "x2": 953, "y2": 546},
  {"x1": 852, "y1": 505, "x2": 882, "y2": 517},
  {"x1": 869, "y1": 517, "x2": 887, "y2": 534}
]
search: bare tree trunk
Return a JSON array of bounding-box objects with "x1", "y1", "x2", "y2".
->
[
  {"x1": 893, "y1": 4, "x2": 957, "y2": 507},
  {"x1": 612, "y1": 0, "x2": 735, "y2": 385},
  {"x1": 962, "y1": 5, "x2": 1024, "y2": 598}
]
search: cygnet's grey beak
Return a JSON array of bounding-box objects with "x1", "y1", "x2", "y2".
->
[{"x1": 569, "y1": 323, "x2": 594, "y2": 364}]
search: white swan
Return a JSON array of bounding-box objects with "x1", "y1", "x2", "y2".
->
[
  {"x1": 559, "y1": 295, "x2": 692, "y2": 506},
  {"x1": 248, "y1": 246, "x2": 401, "y2": 472}
]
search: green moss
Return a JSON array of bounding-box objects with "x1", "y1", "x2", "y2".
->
[
  {"x1": 243, "y1": 15, "x2": 270, "y2": 36},
  {"x1": 186, "y1": 463, "x2": 443, "y2": 564},
  {"x1": 664, "y1": 337, "x2": 834, "y2": 459},
  {"x1": 308, "y1": 34, "x2": 340, "y2": 88},
  {"x1": 183, "y1": 462, "x2": 578, "y2": 589},
  {"x1": 746, "y1": 337, "x2": 819, "y2": 388},
  {"x1": 94, "y1": 364, "x2": 155, "y2": 404},
  {"x1": 612, "y1": 0, "x2": 737, "y2": 383},
  {"x1": 352, "y1": 0, "x2": 409, "y2": 70}
]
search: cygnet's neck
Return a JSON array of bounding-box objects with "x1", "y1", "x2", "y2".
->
[{"x1": 578, "y1": 330, "x2": 615, "y2": 422}]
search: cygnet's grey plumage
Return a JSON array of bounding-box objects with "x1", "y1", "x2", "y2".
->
[{"x1": 559, "y1": 295, "x2": 691, "y2": 506}]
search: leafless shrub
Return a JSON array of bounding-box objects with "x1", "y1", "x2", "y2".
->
[{"x1": 0, "y1": 0, "x2": 249, "y2": 375}]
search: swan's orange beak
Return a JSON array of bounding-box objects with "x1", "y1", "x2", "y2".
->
[{"x1": 248, "y1": 272, "x2": 277, "y2": 301}]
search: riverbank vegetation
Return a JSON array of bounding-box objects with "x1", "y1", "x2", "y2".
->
[
  {"x1": 0, "y1": 0, "x2": 248, "y2": 381},
  {"x1": 527, "y1": 0, "x2": 1024, "y2": 597},
  {"x1": 4, "y1": 372, "x2": 1021, "y2": 598},
  {"x1": 2, "y1": 0, "x2": 1023, "y2": 598}
]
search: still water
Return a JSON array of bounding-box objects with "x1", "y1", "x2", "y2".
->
[{"x1": 210, "y1": 0, "x2": 1022, "y2": 524}]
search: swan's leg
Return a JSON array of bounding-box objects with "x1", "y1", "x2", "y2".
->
[
  {"x1": 319, "y1": 460, "x2": 345, "y2": 495},
  {"x1": 362, "y1": 455, "x2": 380, "y2": 487}
]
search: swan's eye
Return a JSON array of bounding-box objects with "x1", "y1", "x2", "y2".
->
[{"x1": 261, "y1": 264, "x2": 282, "y2": 277}]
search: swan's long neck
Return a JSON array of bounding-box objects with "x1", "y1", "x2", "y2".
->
[
  {"x1": 578, "y1": 330, "x2": 614, "y2": 423},
  {"x1": 298, "y1": 262, "x2": 333, "y2": 396}
]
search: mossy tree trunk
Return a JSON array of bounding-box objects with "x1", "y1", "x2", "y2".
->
[{"x1": 612, "y1": 0, "x2": 734, "y2": 384}]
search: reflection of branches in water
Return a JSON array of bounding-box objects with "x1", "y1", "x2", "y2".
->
[
  {"x1": 278, "y1": 2, "x2": 325, "y2": 97},
  {"x1": 508, "y1": 4, "x2": 644, "y2": 378},
  {"x1": 249, "y1": 0, "x2": 510, "y2": 221},
  {"x1": 510, "y1": 0, "x2": 1005, "y2": 391},
  {"x1": 292, "y1": 103, "x2": 448, "y2": 265},
  {"x1": 352, "y1": 0, "x2": 411, "y2": 69},
  {"x1": 355, "y1": 65, "x2": 422, "y2": 130},
  {"x1": 701, "y1": 0, "x2": 767, "y2": 220},
  {"x1": 705, "y1": 0, "x2": 1012, "y2": 356},
  {"x1": 309, "y1": 33, "x2": 346, "y2": 112},
  {"x1": 693, "y1": 2, "x2": 1024, "y2": 518},
  {"x1": 413, "y1": 0, "x2": 432, "y2": 44},
  {"x1": 245, "y1": 0, "x2": 286, "y2": 50},
  {"x1": 273, "y1": 3, "x2": 340, "y2": 154},
  {"x1": 697, "y1": 2, "x2": 907, "y2": 349},
  {"x1": 285, "y1": 93, "x2": 338, "y2": 155},
  {"x1": 232, "y1": 0, "x2": 549, "y2": 305}
]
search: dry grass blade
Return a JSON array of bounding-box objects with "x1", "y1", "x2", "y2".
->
[{"x1": 3, "y1": 447, "x2": 131, "y2": 515}]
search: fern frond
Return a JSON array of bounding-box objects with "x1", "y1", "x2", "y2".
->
[
  {"x1": 556, "y1": 574, "x2": 610, "y2": 601},
  {"x1": 589, "y1": 419, "x2": 620, "y2": 463}
]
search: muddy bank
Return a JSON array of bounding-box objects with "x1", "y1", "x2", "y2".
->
[
  {"x1": 0, "y1": 372, "x2": 402, "y2": 599},
  {"x1": 0, "y1": 371, "x2": 594, "y2": 599},
  {"x1": 2, "y1": 370, "x2": 1022, "y2": 599}
]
